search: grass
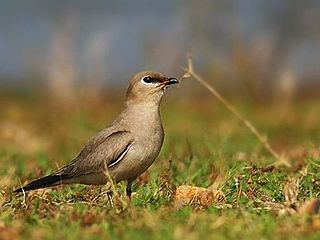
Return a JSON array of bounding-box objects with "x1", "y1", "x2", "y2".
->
[{"x1": 0, "y1": 89, "x2": 320, "y2": 240}]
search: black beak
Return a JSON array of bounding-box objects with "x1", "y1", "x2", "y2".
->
[{"x1": 164, "y1": 77, "x2": 179, "y2": 86}]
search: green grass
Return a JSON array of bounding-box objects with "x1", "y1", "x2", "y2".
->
[{"x1": 1, "y1": 92, "x2": 320, "y2": 239}]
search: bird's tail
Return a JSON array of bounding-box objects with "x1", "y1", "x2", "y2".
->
[{"x1": 14, "y1": 174, "x2": 67, "y2": 193}]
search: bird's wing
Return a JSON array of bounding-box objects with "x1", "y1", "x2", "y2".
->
[{"x1": 56, "y1": 130, "x2": 134, "y2": 177}]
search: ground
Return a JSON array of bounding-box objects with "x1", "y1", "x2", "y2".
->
[{"x1": 0, "y1": 89, "x2": 319, "y2": 240}]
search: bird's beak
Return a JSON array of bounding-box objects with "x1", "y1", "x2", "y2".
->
[{"x1": 163, "y1": 77, "x2": 179, "y2": 86}]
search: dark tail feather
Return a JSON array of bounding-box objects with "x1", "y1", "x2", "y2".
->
[{"x1": 14, "y1": 174, "x2": 67, "y2": 193}]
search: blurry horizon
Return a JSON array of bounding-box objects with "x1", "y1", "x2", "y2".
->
[{"x1": 1, "y1": 0, "x2": 320, "y2": 97}]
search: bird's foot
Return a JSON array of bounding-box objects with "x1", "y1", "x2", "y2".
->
[
  {"x1": 106, "y1": 190, "x2": 114, "y2": 207},
  {"x1": 92, "y1": 189, "x2": 114, "y2": 207}
]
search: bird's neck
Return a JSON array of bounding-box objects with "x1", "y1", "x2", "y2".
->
[{"x1": 115, "y1": 101, "x2": 162, "y2": 129}]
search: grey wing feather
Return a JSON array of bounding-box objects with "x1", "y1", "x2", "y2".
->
[{"x1": 56, "y1": 129, "x2": 134, "y2": 177}]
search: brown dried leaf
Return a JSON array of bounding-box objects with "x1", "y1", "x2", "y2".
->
[
  {"x1": 174, "y1": 185, "x2": 225, "y2": 209},
  {"x1": 298, "y1": 199, "x2": 320, "y2": 215}
]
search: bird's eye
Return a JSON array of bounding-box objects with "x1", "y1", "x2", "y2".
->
[{"x1": 141, "y1": 76, "x2": 155, "y2": 85}]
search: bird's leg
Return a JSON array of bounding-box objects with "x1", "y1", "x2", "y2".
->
[
  {"x1": 106, "y1": 190, "x2": 114, "y2": 207},
  {"x1": 104, "y1": 181, "x2": 114, "y2": 207},
  {"x1": 92, "y1": 183, "x2": 114, "y2": 207},
  {"x1": 126, "y1": 179, "x2": 134, "y2": 199}
]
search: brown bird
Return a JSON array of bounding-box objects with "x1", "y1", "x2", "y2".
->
[{"x1": 14, "y1": 71, "x2": 178, "y2": 198}]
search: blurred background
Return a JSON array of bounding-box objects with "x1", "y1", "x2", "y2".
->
[
  {"x1": 1, "y1": 0, "x2": 320, "y2": 98},
  {"x1": 0, "y1": 0, "x2": 319, "y2": 162}
]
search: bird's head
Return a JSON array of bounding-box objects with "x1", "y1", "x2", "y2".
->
[{"x1": 125, "y1": 71, "x2": 178, "y2": 105}]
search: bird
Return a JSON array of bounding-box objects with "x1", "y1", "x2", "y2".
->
[{"x1": 14, "y1": 71, "x2": 178, "y2": 198}]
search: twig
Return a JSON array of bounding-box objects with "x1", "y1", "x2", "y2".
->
[
  {"x1": 181, "y1": 54, "x2": 290, "y2": 167},
  {"x1": 21, "y1": 187, "x2": 27, "y2": 208}
]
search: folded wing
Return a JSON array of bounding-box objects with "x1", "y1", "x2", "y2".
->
[{"x1": 14, "y1": 130, "x2": 134, "y2": 192}]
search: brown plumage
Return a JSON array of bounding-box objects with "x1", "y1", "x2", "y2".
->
[{"x1": 14, "y1": 71, "x2": 178, "y2": 197}]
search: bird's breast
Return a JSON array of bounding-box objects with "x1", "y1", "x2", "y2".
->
[
  {"x1": 132, "y1": 120, "x2": 164, "y2": 162},
  {"x1": 110, "y1": 104, "x2": 165, "y2": 181}
]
